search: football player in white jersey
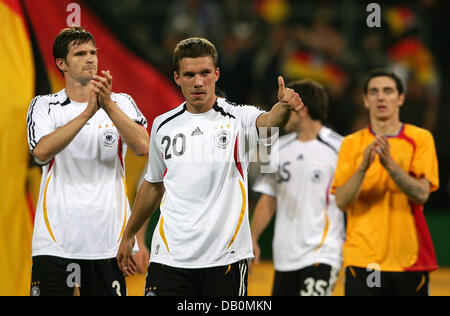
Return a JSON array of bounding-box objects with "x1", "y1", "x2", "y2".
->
[
  {"x1": 251, "y1": 79, "x2": 345, "y2": 296},
  {"x1": 116, "y1": 37, "x2": 304, "y2": 296},
  {"x1": 26, "y1": 26, "x2": 149, "y2": 296}
]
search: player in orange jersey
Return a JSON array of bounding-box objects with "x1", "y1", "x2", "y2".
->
[{"x1": 332, "y1": 68, "x2": 439, "y2": 296}]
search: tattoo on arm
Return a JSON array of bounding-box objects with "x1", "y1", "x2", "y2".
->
[{"x1": 387, "y1": 165, "x2": 430, "y2": 205}]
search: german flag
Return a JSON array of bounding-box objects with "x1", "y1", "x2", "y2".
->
[
  {"x1": 385, "y1": 5, "x2": 416, "y2": 37},
  {"x1": 388, "y1": 37, "x2": 438, "y2": 88},
  {"x1": 255, "y1": 0, "x2": 290, "y2": 24},
  {"x1": 0, "y1": 0, "x2": 35, "y2": 296},
  {"x1": 282, "y1": 49, "x2": 346, "y2": 88},
  {"x1": 1, "y1": 0, "x2": 183, "y2": 295}
]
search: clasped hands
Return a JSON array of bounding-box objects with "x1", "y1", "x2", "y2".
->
[{"x1": 86, "y1": 70, "x2": 114, "y2": 115}]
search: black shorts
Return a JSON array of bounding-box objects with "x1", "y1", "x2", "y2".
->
[
  {"x1": 272, "y1": 263, "x2": 339, "y2": 296},
  {"x1": 345, "y1": 266, "x2": 430, "y2": 296},
  {"x1": 30, "y1": 255, "x2": 127, "y2": 296},
  {"x1": 145, "y1": 260, "x2": 249, "y2": 296}
]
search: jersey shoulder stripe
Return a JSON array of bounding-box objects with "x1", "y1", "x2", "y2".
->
[
  {"x1": 156, "y1": 103, "x2": 186, "y2": 133},
  {"x1": 48, "y1": 96, "x2": 70, "y2": 107},
  {"x1": 214, "y1": 99, "x2": 236, "y2": 119},
  {"x1": 222, "y1": 98, "x2": 265, "y2": 112},
  {"x1": 27, "y1": 96, "x2": 41, "y2": 150},
  {"x1": 47, "y1": 96, "x2": 70, "y2": 115},
  {"x1": 317, "y1": 135, "x2": 339, "y2": 155},
  {"x1": 318, "y1": 127, "x2": 343, "y2": 153},
  {"x1": 38, "y1": 90, "x2": 69, "y2": 105},
  {"x1": 279, "y1": 133, "x2": 298, "y2": 151},
  {"x1": 27, "y1": 92, "x2": 66, "y2": 150},
  {"x1": 113, "y1": 93, "x2": 148, "y2": 126},
  {"x1": 327, "y1": 130, "x2": 344, "y2": 142}
]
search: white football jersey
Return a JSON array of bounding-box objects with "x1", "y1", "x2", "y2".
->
[
  {"x1": 27, "y1": 89, "x2": 147, "y2": 259},
  {"x1": 145, "y1": 98, "x2": 266, "y2": 268},
  {"x1": 253, "y1": 127, "x2": 345, "y2": 271}
]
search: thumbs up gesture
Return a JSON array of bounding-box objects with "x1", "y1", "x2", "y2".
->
[{"x1": 277, "y1": 76, "x2": 304, "y2": 112}]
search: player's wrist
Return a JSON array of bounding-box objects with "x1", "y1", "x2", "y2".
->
[
  {"x1": 357, "y1": 164, "x2": 369, "y2": 174},
  {"x1": 123, "y1": 227, "x2": 137, "y2": 240},
  {"x1": 100, "y1": 98, "x2": 115, "y2": 111},
  {"x1": 384, "y1": 158, "x2": 399, "y2": 175},
  {"x1": 81, "y1": 109, "x2": 95, "y2": 120},
  {"x1": 276, "y1": 100, "x2": 291, "y2": 110}
]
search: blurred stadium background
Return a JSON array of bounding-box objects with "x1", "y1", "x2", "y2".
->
[{"x1": 1, "y1": 0, "x2": 448, "y2": 296}]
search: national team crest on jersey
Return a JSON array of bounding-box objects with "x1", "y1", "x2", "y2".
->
[
  {"x1": 99, "y1": 128, "x2": 118, "y2": 147},
  {"x1": 30, "y1": 285, "x2": 40, "y2": 296},
  {"x1": 311, "y1": 169, "x2": 324, "y2": 183},
  {"x1": 214, "y1": 130, "x2": 231, "y2": 149}
]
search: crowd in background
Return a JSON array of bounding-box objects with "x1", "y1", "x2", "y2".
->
[{"x1": 84, "y1": 0, "x2": 449, "y2": 209}]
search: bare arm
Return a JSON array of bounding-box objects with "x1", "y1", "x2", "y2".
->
[
  {"x1": 102, "y1": 101, "x2": 149, "y2": 156},
  {"x1": 117, "y1": 181, "x2": 164, "y2": 276},
  {"x1": 335, "y1": 142, "x2": 376, "y2": 210},
  {"x1": 375, "y1": 135, "x2": 431, "y2": 205},
  {"x1": 257, "y1": 76, "x2": 304, "y2": 129},
  {"x1": 386, "y1": 165, "x2": 430, "y2": 205},
  {"x1": 335, "y1": 169, "x2": 367, "y2": 211},
  {"x1": 92, "y1": 71, "x2": 149, "y2": 156},
  {"x1": 32, "y1": 84, "x2": 99, "y2": 162},
  {"x1": 134, "y1": 218, "x2": 150, "y2": 274},
  {"x1": 250, "y1": 194, "x2": 277, "y2": 264}
]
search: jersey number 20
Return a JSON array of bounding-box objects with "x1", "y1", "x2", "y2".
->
[{"x1": 161, "y1": 134, "x2": 186, "y2": 159}]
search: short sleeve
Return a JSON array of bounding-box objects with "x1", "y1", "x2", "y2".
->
[
  {"x1": 116, "y1": 93, "x2": 148, "y2": 128},
  {"x1": 238, "y1": 105, "x2": 268, "y2": 154},
  {"x1": 26, "y1": 96, "x2": 55, "y2": 153},
  {"x1": 410, "y1": 130, "x2": 439, "y2": 192},
  {"x1": 144, "y1": 118, "x2": 166, "y2": 183},
  {"x1": 331, "y1": 136, "x2": 354, "y2": 194},
  {"x1": 252, "y1": 172, "x2": 277, "y2": 198}
]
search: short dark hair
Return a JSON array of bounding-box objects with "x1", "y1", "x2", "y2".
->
[
  {"x1": 53, "y1": 26, "x2": 96, "y2": 75},
  {"x1": 287, "y1": 79, "x2": 328, "y2": 122},
  {"x1": 173, "y1": 37, "x2": 218, "y2": 73},
  {"x1": 363, "y1": 68, "x2": 404, "y2": 95}
]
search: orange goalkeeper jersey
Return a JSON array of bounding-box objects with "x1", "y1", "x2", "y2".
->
[{"x1": 331, "y1": 124, "x2": 439, "y2": 272}]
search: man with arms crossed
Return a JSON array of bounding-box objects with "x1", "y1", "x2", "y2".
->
[
  {"x1": 332, "y1": 69, "x2": 439, "y2": 296},
  {"x1": 27, "y1": 26, "x2": 148, "y2": 296},
  {"x1": 117, "y1": 37, "x2": 303, "y2": 296},
  {"x1": 251, "y1": 79, "x2": 345, "y2": 296}
]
